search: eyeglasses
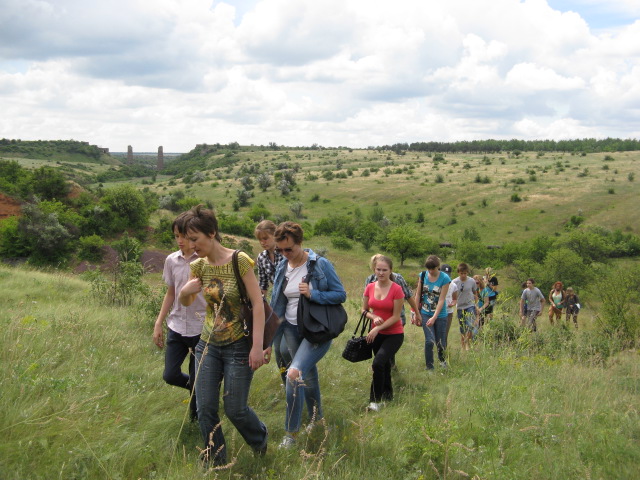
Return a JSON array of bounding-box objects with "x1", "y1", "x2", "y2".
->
[{"x1": 275, "y1": 247, "x2": 294, "y2": 254}]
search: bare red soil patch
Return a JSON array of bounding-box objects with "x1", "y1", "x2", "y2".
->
[{"x1": 0, "y1": 193, "x2": 21, "y2": 219}]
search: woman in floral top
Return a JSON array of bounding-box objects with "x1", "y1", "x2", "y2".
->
[{"x1": 179, "y1": 205, "x2": 268, "y2": 466}]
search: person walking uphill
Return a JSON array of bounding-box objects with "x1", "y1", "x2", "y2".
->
[
  {"x1": 520, "y1": 278, "x2": 545, "y2": 331},
  {"x1": 179, "y1": 205, "x2": 268, "y2": 467},
  {"x1": 269, "y1": 222, "x2": 346, "y2": 449},
  {"x1": 362, "y1": 255, "x2": 405, "y2": 412},
  {"x1": 414, "y1": 255, "x2": 450, "y2": 370},
  {"x1": 153, "y1": 212, "x2": 206, "y2": 422}
]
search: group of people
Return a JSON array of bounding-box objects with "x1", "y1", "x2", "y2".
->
[
  {"x1": 155, "y1": 205, "x2": 559, "y2": 466},
  {"x1": 519, "y1": 279, "x2": 580, "y2": 331}
]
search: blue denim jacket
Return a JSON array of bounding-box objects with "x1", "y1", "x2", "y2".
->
[{"x1": 270, "y1": 248, "x2": 347, "y2": 319}]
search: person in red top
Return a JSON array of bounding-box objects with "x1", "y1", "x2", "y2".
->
[{"x1": 362, "y1": 255, "x2": 405, "y2": 412}]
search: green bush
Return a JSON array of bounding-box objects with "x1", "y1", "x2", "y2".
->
[
  {"x1": 85, "y1": 260, "x2": 148, "y2": 306},
  {"x1": 112, "y1": 233, "x2": 142, "y2": 263},
  {"x1": 331, "y1": 235, "x2": 353, "y2": 250},
  {"x1": 78, "y1": 234, "x2": 105, "y2": 262},
  {"x1": 0, "y1": 217, "x2": 31, "y2": 257}
]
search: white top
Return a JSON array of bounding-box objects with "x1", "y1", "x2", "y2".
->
[
  {"x1": 283, "y1": 263, "x2": 310, "y2": 325},
  {"x1": 162, "y1": 250, "x2": 207, "y2": 337},
  {"x1": 446, "y1": 281, "x2": 458, "y2": 307}
]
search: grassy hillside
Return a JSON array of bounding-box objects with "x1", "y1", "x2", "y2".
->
[
  {"x1": 127, "y1": 149, "x2": 639, "y2": 246},
  {"x1": 0, "y1": 140, "x2": 113, "y2": 164},
  {"x1": 1, "y1": 255, "x2": 638, "y2": 479}
]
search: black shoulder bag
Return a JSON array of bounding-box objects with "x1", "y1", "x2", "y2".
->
[
  {"x1": 342, "y1": 311, "x2": 373, "y2": 363},
  {"x1": 296, "y1": 262, "x2": 347, "y2": 344}
]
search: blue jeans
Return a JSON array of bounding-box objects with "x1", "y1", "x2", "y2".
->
[
  {"x1": 272, "y1": 322, "x2": 291, "y2": 384},
  {"x1": 194, "y1": 338, "x2": 267, "y2": 464},
  {"x1": 281, "y1": 321, "x2": 331, "y2": 433},
  {"x1": 422, "y1": 316, "x2": 447, "y2": 369},
  {"x1": 164, "y1": 329, "x2": 200, "y2": 415}
]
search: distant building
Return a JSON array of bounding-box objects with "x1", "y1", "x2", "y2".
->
[{"x1": 127, "y1": 145, "x2": 133, "y2": 164}]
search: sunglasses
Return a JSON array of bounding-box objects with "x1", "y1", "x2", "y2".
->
[{"x1": 275, "y1": 247, "x2": 295, "y2": 254}]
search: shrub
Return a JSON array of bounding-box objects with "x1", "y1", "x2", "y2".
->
[
  {"x1": 510, "y1": 193, "x2": 522, "y2": 202},
  {"x1": 100, "y1": 184, "x2": 149, "y2": 232},
  {"x1": 85, "y1": 260, "x2": 148, "y2": 306},
  {"x1": 589, "y1": 265, "x2": 640, "y2": 346},
  {"x1": 331, "y1": 235, "x2": 353, "y2": 250},
  {"x1": 112, "y1": 233, "x2": 142, "y2": 263},
  {"x1": 78, "y1": 235, "x2": 105, "y2": 262},
  {"x1": 0, "y1": 216, "x2": 30, "y2": 258}
]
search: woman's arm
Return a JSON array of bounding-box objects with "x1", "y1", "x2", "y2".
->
[
  {"x1": 427, "y1": 282, "x2": 449, "y2": 326},
  {"x1": 179, "y1": 273, "x2": 201, "y2": 306},
  {"x1": 243, "y1": 268, "x2": 266, "y2": 371},
  {"x1": 308, "y1": 259, "x2": 346, "y2": 305},
  {"x1": 367, "y1": 297, "x2": 403, "y2": 343}
]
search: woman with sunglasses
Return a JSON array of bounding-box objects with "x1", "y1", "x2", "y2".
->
[{"x1": 269, "y1": 222, "x2": 346, "y2": 449}]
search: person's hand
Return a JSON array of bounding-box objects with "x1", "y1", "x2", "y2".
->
[
  {"x1": 182, "y1": 277, "x2": 203, "y2": 296},
  {"x1": 373, "y1": 316, "x2": 384, "y2": 327},
  {"x1": 153, "y1": 323, "x2": 164, "y2": 348},
  {"x1": 411, "y1": 311, "x2": 422, "y2": 326},
  {"x1": 262, "y1": 346, "x2": 272, "y2": 364},
  {"x1": 366, "y1": 327, "x2": 379, "y2": 343},
  {"x1": 426, "y1": 315, "x2": 436, "y2": 327},
  {"x1": 299, "y1": 282, "x2": 311, "y2": 298},
  {"x1": 249, "y1": 345, "x2": 265, "y2": 371}
]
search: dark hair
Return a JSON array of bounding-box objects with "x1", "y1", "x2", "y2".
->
[
  {"x1": 457, "y1": 262, "x2": 470, "y2": 273},
  {"x1": 424, "y1": 255, "x2": 440, "y2": 269},
  {"x1": 527, "y1": 278, "x2": 535, "y2": 284},
  {"x1": 254, "y1": 219, "x2": 276, "y2": 237},
  {"x1": 172, "y1": 211, "x2": 190, "y2": 234},
  {"x1": 183, "y1": 205, "x2": 222, "y2": 242},
  {"x1": 274, "y1": 221, "x2": 304, "y2": 244}
]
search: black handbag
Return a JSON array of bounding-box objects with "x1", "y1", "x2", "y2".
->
[
  {"x1": 342, "y1": 311, "x2": 373, "y2": 363},
  {"x1": 231, "y1": 250, "x2": 281, "y2": 349},
  {"x1": 296, "y1": 266, "x2": 347, "y2": 344}
]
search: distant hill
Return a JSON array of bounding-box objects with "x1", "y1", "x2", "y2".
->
[{"x1": 0, "y1": 139, "x2": 113, "y2": 164}]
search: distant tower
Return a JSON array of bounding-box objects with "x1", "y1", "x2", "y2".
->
[
  {"x1": 127, "y1": 145, "x2": 133, "y2": 164},
  {"x1": 157, "y1": 146, "x2": 164, "y2": 170}
]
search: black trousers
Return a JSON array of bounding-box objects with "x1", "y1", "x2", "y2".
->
[{"x1": 370, "y1": 333, "x2": 404, "y2": 402}]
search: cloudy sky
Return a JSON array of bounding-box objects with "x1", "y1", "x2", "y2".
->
[{"x1": 1, "y1": 0, "x2": 639, "y2": 152}]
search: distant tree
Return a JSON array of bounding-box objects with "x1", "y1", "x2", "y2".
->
[
  {"x1": 31, "y1": 166, "x2": 69, "y2": 200},
  {"x1": 257, "y1": 173, "x2": 272, "y2": 191},
  {"x1": 277, "y1": 179, "x2": 291, "y2": 196},
  {"x1": 100, "y1": 184, "x2": 149, "y2": 232},
  {"x1": 354, "y1": 220, "x2": 380, "y2": 251},
  {"x1": 289, "y1": 202, "x2": 304, "y2": 219},
  {"x1": 235, "y1": 188, "x2": 252, "y2": 207},
  {"x1": 240, "y1": 176, "x2": 254, "y2": 191},
  {"x1": 18, "y1": 202, "x2": 72, "y2": 263},
  {"x1": 384, "y1": 225, "x2": 424, "y2": 266}
]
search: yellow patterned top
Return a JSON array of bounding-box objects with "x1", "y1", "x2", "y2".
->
[{"x1": 189, "y1": 252, "x2": 254, "y2": 346}]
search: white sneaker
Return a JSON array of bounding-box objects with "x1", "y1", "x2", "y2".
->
[
  {"x1": 367, "y1": 402, "x2": 381, "y2": 412},
  {"x1": 440, "y1": 361, "x2": 448, "y2": 369},
  {"x1": 278, "y1": 435, "x2": 296, "y2": 449}
]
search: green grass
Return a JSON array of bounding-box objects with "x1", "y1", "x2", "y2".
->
[
  {"x1": 1, "y1": 260, "x2": 639, "y2": 479},
  {"x1": 142, "y1": 149, "x2": 640, "y2": 245}
]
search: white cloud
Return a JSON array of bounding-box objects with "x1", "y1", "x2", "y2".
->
[{"x1": 0, "y1": 0, "x2": 639, "y2": 150}]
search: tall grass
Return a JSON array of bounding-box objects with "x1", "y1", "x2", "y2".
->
[{"x1": 1, "y1": 264, "x2": 638, "y2": 479}]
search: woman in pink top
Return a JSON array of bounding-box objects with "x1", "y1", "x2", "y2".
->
[{"x1": 362, "y1": 255, "x2": 405, "y2": 412}]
